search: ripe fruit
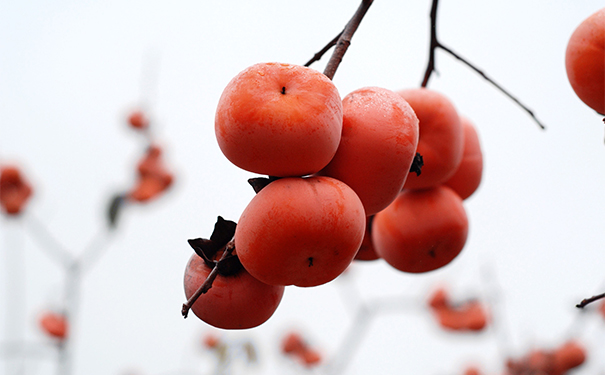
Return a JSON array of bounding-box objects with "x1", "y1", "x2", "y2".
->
[
  {"x1": 372, "y1": 186, "x2": 468, "y2": 273},
  {"x1": 127, "y1": 110, "x2": 149, "y2": 129},
  {"x1": 281, "y1": 331, "x2": 322, "y2": 368},
  {"x1": 128, "y1": 145, "x2": 173, "y2": 202},
  {"x1": 553, "y1": 340, "x2": 586, "y2": 372},
  {"x1": 39, "y1": 311, "x2": 68, "y2": 340},
  {"x1": 282, "y1": 332, "x2": 306, "y2": 354},
  {"x1": 427, "y1": 287, "x2": 489, "y2": 332},
  {"x1": 565, "y1": 8, "x2": 605, "y2": 114},
  {"x1": 202, "y1": 333, "x2": 221, "y2": 349},
  {"x1": 0, "y1": 165, "x2": 33, "y2": 215},
  {"x1": 235, "y1": 176, "x2": 365, "y2": 287},
  {"x1": 444, "y1": 116, "x2": 483, "y2": 200},
  {"x1": 354, "y1": 217, "x2": 380, "y2": 261},
  {"x1": 215, "y1": 62, "x2": 343, "y2": 177},
  {"x1": 397, "y1": 88, "x2": 463, "y2": 190},
  {"x1": 317, "y1": 86, "x2": 419, "y2": 215},
  {"x1": 183, "y1": 253, "x2": 284, "y2": 329}
]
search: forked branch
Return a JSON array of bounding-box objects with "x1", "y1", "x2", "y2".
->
[
  {"x1": 421, "y1": 0, "x2": 545, "y2": 130},
  {"x1": 305, "y1": 0, "x2": 374, "y2": 80}
]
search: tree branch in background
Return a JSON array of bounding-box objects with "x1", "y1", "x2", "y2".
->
[
  {"x1": 421, "y1": 0, "x2": 545, "y2": 130},
  {"x1": 576, "y1": 292, "x2": 605, "y2": 308}
]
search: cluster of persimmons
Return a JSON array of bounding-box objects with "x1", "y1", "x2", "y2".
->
[
  {"x1": 126, "y1": 110, "x2": 174, "y2": 203},
  {"x1": 182, "y1": 60, "x2": 483, "y2": 330},
  {"x1": 427, "y1": 286, "x2": 489, "y2": 332}
]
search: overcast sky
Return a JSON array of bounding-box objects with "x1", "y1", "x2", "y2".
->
[{"x1": 1, "y1": 1, "x2": 605, "y2": 374}]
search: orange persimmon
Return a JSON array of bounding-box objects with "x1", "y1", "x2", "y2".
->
[
  {"x1": 215, "y1": 62, "x2": 343, "y2": 177},
  {"x1": 372, "y1": 186, "x2": 468, "y2": 273},
  {"x1": 565, "y1": 7, "x2": 605, "y2": 114},
  {"x1": 397, "y1": 88, "x2": 464, "y2": 190},
  {"x1": 444, "y1": 116, "x2": 483, "y2": 200},
  {"x1": 0, "y1": 165, "x2": 33, "y2": 216}
]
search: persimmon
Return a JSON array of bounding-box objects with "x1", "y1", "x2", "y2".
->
[
  {"x1": 354, "y1": 217, "x2": 380, "y2": 261},
  {"x1": 183, "y1": 253, "x2": 284, "y2": 330},
  {"x1": 372, "y1": 186, "x2": 468, "y2": 273},
  {"x1": 215, "y1": 62, "x2": 343, "y2": 177},
  {"x1": 281, "y1": 331, "x2": 322, "y2": 367},
  {"x1": 427, "y1": 287, "x2": 449, "y2": 310},
  {"x1": 463, "y1": 366, "x2": 482, "y2": 375},
  {"x1": 128, "y1": 145, "x2": 173, "y2": 202},
  {"x1": 397, "y1": 88, "x2": 463, "y2": 190},
  {"x1": 428, "y1": 287, "x2": 488, "y2": 332},
  {"x1": 553, "y1": 340, "x2": 586, "y2": 373},
  {"x1": 282, "y1": 331, "x2": 306, "y2": 354},
  {"x1": 444, "y1": 116, "x2": 483, "y2": 200},
  {"x1": 39, "y1": 311, "x2": 68, "y2": 340},
  {"x1": 202, "y1": 333, "x2": 221, "y2": 349},
  {"x1": 235, "y1": 176, "x2": 365, "y2": 287},
  {"x1": 0, "y1": 165, "x2": 33, "y2": 215},
  {"x1": 317, "y1": 86, "x2": 419, "y2": 215},
  {"x1": 127, "y1": 110, "x2": 149, "y2": 129},
  {"x1": 565, "y1": 7, "x2": 605, "y2": 114},
  {"x1": 300, "y1": 348, "x2": 322, "y2": 367}
]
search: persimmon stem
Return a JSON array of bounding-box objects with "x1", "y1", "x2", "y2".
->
[
  {"x1": 576, "y1": 292, "x2": 605, "y2": 308},
  {"x1": 421, "y1": 0, "x2": 546, "y2": 130},
  {"x1": 181, "y1": 240, "x2": 235, "y2": 318},
  {"x1": 323, "y1": 0, "x2": 374, "y2": 80}
]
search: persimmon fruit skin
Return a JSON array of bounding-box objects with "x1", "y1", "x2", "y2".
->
[
  {"x1": 565, "y1": 8, "x2": 605, "y2": 114},
  {"x1": 235, "y1": 176, "x2": 365, "y2": 287},
  {"x1": 183, "y1": 254, "x2": 285, "y2": 330},
  {"x1": 443, "y1": 116, "x2": 483, "y2": 200},
  {"x1": 317, "y1": 86, "x2": 419, "y2": 215},
  {"x1": 553, "y1": 340, "x2": 586, "y2": 372},
  {"x1": 372, "y1": 186, "x2": 468, "y2": 273},
  {"x1": 354, "y1": 217, "x2": 380, "y2": 261},
  {"x1": 39, "y1": 312, "x2": 68, "y2": 340},
  {"x1": 215, "y1": 62, "x2": 343, "y2": 177},
  {"x1": 0, "y1": 165, "x2": 33, "y2": 215},
  {"x1": 397, "y1": 88, "x2": 463, "y2": 190}
]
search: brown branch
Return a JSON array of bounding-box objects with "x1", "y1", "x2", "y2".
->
[
  {"x1": 420, "y1": 0, "x2": 546, "y2": 130},
  {"x1": 181, "y1": 241, "x2": 235, "y2": 318},
  {"x1": 304, "y1": 31, "x2": 343, "y2": 67},
  {"x1": 576, "y1": 292, "x2": 605, "y2": 308},
  {"x1": 439, "y1": 44, "x2": 546, "y2": 130},
  {"x1": 421, "y1": 0, "x2": 440, "y2": 87},
  {"x1": 323, "y1": 0, "x2": 374, "y2": 80}
]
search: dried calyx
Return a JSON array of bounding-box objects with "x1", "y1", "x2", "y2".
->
[{"x1": 188, "y1": 216, "x2": 242, "y2": 277}]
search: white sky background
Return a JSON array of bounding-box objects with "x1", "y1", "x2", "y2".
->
[{"x1": 1, "y1": 1, "x2": 604, "y2": 374}]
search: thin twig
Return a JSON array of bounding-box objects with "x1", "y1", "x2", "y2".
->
[
  {"x1": 304, "y1": 31, "x2": 343, "y2": 67},
  {"x1": 439, "y1": 44, "x2": 546, "y2": 129},
  {"x1": 420, "y1": 0, "x2": 545, "y2": 130},
  {"x1": 24, "y1": 213, "x2": 74, "y2": 268},
  {"x1": 323, "y1": 0, "x2": 374, "y2": 80},
  {"x1": 181, "y1": 241, "x2": 235, "y2": 318},
  {"x1": 576, "y1": 292, "x2": 605, "y2": 308},
  {"x1": 421, "y1": 0, "x2": 440, "y2": 88}
]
